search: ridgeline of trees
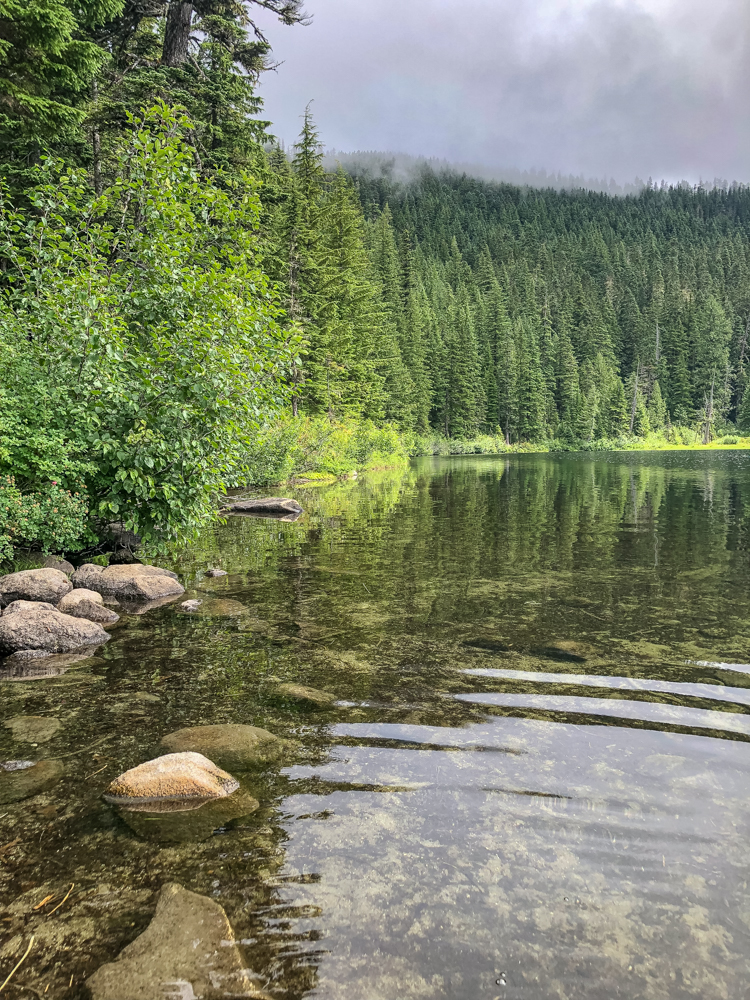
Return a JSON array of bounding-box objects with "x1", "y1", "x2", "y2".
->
[{"x1": 2, "y1": 0, "x2": 750, "y2": 557}]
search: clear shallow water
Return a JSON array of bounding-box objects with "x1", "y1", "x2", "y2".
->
[{"x1": 1, "y1": 452, "x2": 750, "y2": 999}]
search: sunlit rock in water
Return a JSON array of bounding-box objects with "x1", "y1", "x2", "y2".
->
[
  {"x1": 0, "y1": 759, "x2": 64, "y2": 803},
  {"x1": 103, "y1": 752, "x2": 239, "y2": 810},
  {"x1": 86, "y1": 883, "x2": 270, "y2": 998},
  {"x1": 0, "y1": 568, "x2": 72, "y2": 607},
  {"x1": 160, "y1": 724, "x2": 286, "y2": 772},
  {"x1": 116, "y1": 787, "x2": 260, "y2": 842}
]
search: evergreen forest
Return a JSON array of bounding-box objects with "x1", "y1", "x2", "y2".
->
[{"x1": 1, "y1": 0, "x2": 750, "y2": 556}]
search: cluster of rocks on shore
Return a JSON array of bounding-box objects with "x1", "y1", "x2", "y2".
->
[{"x1": 0, "y1": 564, "x2": 184, "y2": 657}]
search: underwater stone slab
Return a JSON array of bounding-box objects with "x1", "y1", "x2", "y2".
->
[
  {"x1": 276, "y1": 682, "x2": 338, "y2": 707},
  {"x1": 86, "y1": 883, "x2": 270, "y2": 999},
  {"x1": 103, "y1": 752, "x2": 239, "y2": 808},
  {"x1": 0, "y1": 605, "x2": 111, "y2": 655},
  {"x1": 0, "y1": 759, "x2": 64, "y2": 804},
  {"x1": 160, "y1": 724, "x2": 285, "y2": 772},
  {"x1": 4, "y1": 715, "x2": 62, "y2": 743},
  {"x1": 0, "y1": 569, "x2": 72, "y2": 608},
  {"x1": 116, "y1": 787, "x2": 260, "y2": 843}
]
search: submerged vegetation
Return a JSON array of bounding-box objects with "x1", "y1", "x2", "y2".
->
[{"x1": 1, "y1": 0, "x2": 750, "y2": 558}]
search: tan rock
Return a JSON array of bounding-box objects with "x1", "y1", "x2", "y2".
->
[
  {"x1": 160, "y1": 724, "x2": 284, "y2": 771},
  {"x1": 86, "y1": 883, "x2": 270, "y2": 1000},
  {"x1": 58, "y1": 588, "x2": 119, "y2": 624},
  {"x1": 3, "y1": 600, "x2": 56, "y2": 615},
  {"x1": 0, "y1": 605, "x2": 110, "y2": 655},
  {"x1": 0, "y1": 569, "x2": 72, "y2": 608},
  {"x1": 228, "y1": 497, "x2": 303, "y2": 516},
  {"x1": 71, "y1": 563, "x2": 183, "y2": 601},
  {"x1": 43, "y1": 556, "x2": 75, "y2": 575},
  {"x1": 103, "y1": 752, "x2": 239, "y2": 808}
]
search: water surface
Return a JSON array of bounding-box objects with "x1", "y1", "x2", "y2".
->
[{"x1": 1, "y1": 452, "x2": 750, "y2": 999}]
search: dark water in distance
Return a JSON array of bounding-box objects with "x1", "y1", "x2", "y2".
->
[{"x1": 2, "y1": 451, "x2": 750, "y2": 999}]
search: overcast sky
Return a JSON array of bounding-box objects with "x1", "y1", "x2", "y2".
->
[{"x1": 253, "y1": 0, "x2": 749, "y2": 185}]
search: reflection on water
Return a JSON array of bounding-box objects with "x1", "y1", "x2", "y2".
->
[{"x1": 1, "y1": 453, "x2": 750, "y2": 999}]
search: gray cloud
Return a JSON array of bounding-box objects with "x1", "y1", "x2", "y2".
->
[{"x1": 255, "y1": 0, "x2": 750, "y2": 184}]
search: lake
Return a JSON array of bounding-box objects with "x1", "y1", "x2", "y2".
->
[{"x1": 1, "y1": 451, "x2": 750, "y2": 999}]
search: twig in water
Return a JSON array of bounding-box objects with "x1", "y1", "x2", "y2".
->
[
  {"x1": 32, "y1": 895, "x2": 54, "y2": 911},
  {"x1": 47, "y1": 884, "x2": 74, "y2": 917},
  {"x1": 83, "y1": 765, "x2": 108, "y2": 780},
  {"x1": 0, "y1": 935, "x2": 35, "y2": 992}
]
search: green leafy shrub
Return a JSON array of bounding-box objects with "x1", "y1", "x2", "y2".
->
[
  {"x1": 0, "y1": 476, "x2": 89, "y2": 562},
  {"x1": 0, "y1": 104, "x2": 299, "y2": 555}
]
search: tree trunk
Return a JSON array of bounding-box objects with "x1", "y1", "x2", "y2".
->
[
  {"x1": 629, "y1": 366, "x2": 639, "y2": 434},
  {"x1": 91, "y1": 80, "x2": 102, "y2": 196},
  {"x1": 162, "y1": 1, "x2": 193, "y2": 66}
]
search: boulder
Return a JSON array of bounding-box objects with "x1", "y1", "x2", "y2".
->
[
  {"x1": 0, "y1": 604, "x2": 110, "y2": 655},
  {"x1": 43, "y1": 556, "x2": 75, "y2": 576},
  {"x1": 57, "y1": 588, "x2": 120, "y2": 624},
  {"x1": 160, "y1": 724, "x2": 284, "y2": 772},
  {"x1": 86, "y1": 883, "x2": 270, "y2": 1000},
  {"x1": 103, "y1": 752, "x2": 239, "y2": 810},
  {"x1": 71, "y1": 563, "x2": 183, "y2": 601},
  {"x1": 4, "y1": 715, "x2": 61, "y2": 743},
  {"x1": 0, "y1": 569, "x2": 72, "y2": 608},
  {"x1": 0, "y1": 759, "x2": 64, "y2": 804},
  {"x1": 228, "y1": 497, "x2": 303, "y2": 516},
  {"x1": 276, "y1": 682, "x2": 338, "y2": 707}
]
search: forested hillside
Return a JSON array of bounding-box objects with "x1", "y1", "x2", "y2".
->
[{"x1": 2, "y1": 0, "x2": 750, "y2": 557}]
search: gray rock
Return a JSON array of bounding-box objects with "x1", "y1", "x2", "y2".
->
[
  {"x1": 0, "y1": 569, "x2": 73, "y2": 608},
  {"x1": 86, "y1": 883, "x2": 270, "y2": 999},
  {"x1": 205, "y1": 568, "x2": 228, "y2": 577},
  {"x1": 0, "y1": 648, "x2": 51, "y2": 661},
  {"x1": 71, "y1": 563, "x2": 183, "y2": 600},
  {"x1": 0, "y1": 759, "x2": 64, "y2": 804},
  {"x1": 58, "y1": 588, "x2": 120, "y2": 624},
  {"x1": 160, "y1": 724, "x2": 285, "y2": 772},
  {"x1": 0, "y1": 604, "x2": 110, "y2": 655},
  {"x1": 4, "y1": 715, "x2": 62, "y2": 743},
  {"x1": 180, "y1": 599, "x2": 202, "y2": 612},
  {"x1": 103, "y1": 752, "x2": 239, "y2": 809},
  {"x1": 228, "y1": 496, "x2": 303, "y2": 516},
  {"x1": 276, "y1": 682, "x2": 338, "y2": 707},
  {"x1": 43, "y1": 556, "x2": 75, "y2": 576}
]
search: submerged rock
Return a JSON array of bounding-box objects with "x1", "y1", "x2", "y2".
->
[
  {"x1": 187, "y1": 598, "x2": 249, "y2": 618},
  {"x1": 117, "y1": 788, "x2": 260, "y2": 843},
  {"x1": 57, "y1": 588, "x2": 120, "y2": 624},
  {"x1": 228, "y1": 496, "x2": 303, "y2": 516},
  {"x1": 205, "y1": 568, "x2": 228, "y2": 577},
  {"x1": 86, "y1": 883, "x2": 270, "y2": 999},
  {"x1": 0, "y1": 604, "x2": 110, "y2": 655},
  {"x1": 160, "y1": 724, "x2": 284, "y2": 772},
  {"x1": 71, "y1": 563, "x2": 183, "y2": 600},
  {"x1": 0, "y1": 569, "x2": 72, "y2": 608},
  {"x1": 103, "y1": 752, "x2": 239, "y2": 809},
  {"x1": 4, "y1": 715, "x2": 61, "y2": 743},
  {"x1": 0, "y1": 759, "x2": 64, "y2": 804},
  {"x1": 276, "y1": 682, "x2": 338, "y2": 707}
]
